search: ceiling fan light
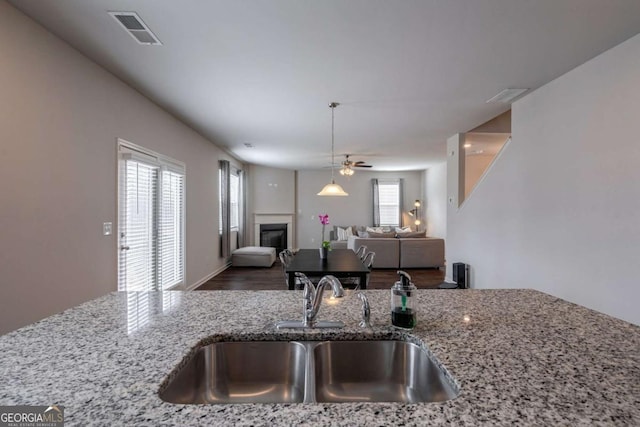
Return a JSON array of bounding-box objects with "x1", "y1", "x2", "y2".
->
[
  {"x1": 339, "y1": 166, "x2": 354, "y2": 176},
  {"x1": 317, "y1": 181, "x2": 349, "y2": 196}
]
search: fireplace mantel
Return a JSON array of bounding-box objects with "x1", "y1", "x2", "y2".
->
[{"x1": 254, "y1": 213, "x2": 293, "y2": 250}]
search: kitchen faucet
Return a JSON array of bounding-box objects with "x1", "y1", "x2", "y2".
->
[
  {"x1": 301, "y1": 274, "x2": 344, "y2": 327},
  {"x1": 275, "y1": 273, "x2": 345, "y2": 329}
]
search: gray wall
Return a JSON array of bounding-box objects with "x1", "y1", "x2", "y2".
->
[
  {"x1": 248, "y1": 165, "x2": 296, "y2": 214},
  {"x1": 296, "y1": 170, "x2": 424, "y2": 248},
  {"x1": 446, "y1": 33, "x2": 640, "y2": 325},
  {"x1": 246, "y1": 165, "x2": 296, "y2": 246},
  {"x1": 0, "y1": 2, "x2": 239, "y2": 334}
]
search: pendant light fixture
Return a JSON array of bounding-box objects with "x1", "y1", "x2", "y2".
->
[{"x1": 317, "y1": 102, "x2": 349, "y2": 196}]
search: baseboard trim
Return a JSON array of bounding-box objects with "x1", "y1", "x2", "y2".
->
[{"x1": 185, "y1": 262, "x2": 232, "y2": 291}]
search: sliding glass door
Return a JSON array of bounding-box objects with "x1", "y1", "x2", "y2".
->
[{"x1": 118, "y1": 141, "x2": 185, "y2": 291}]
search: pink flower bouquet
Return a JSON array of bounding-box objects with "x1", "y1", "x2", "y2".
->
[{"x1": 319, "y1": 214, "x2": 330, "y2": 249}]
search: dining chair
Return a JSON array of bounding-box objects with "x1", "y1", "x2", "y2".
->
[
  {"x1": 280, "y1": 249, "x2": 320, "y2": 289},
  {"x1": 340, "y1": 251, "x2": 375, "y2": 290},
  {"x1": 355, "y1": 245, "x2": 368, "y2": 260},
  {"x1": 362, "y1": 251, "x2": 375, "y2": 270},
  {"x1": 279, "y1": 250, "x2": 304, "y2": 290}
]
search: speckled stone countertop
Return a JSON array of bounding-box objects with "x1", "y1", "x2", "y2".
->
[{"x1": 0, "y1": 289, "x2": 639, "y2": 426}]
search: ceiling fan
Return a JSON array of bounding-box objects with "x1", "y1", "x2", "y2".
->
[{"x1": 340, "y1": 155, "x2": 372, "y2": 176}]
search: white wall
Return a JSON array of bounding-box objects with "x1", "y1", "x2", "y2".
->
[
  {"x1": 446, "y1": 33, "x2": 640, "y2": 325},
  {"x1": 0, "y1": 2, "x2": 239, "y2": 334},
  {"x1": 425, "y1": 163, "x2": 447, "y2": 239},
  {"x1": 296, "y1": 170, "x2": 423, "y2": 248}
]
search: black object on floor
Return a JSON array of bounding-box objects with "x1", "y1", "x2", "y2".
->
[{"x1": 453, "y1": 262, "x2": 469, "y2": 288}]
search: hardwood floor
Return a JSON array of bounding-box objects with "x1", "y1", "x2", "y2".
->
[{"x1": 196, "y1": 260, "x2": 445, "y2": 291}]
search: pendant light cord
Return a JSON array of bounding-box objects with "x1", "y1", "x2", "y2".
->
[
  {"x1": 329, "y1": 102, "x2": 339, "y2": 183},
  {"x1": 331, "y1": 103, "x2": 335, "y2": 182},
  {"x1": 317, "y1": 102, "x2": 348, "y2": 196}
]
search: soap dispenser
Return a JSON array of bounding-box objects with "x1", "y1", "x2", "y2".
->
[{"x1": 391, "y1": 270, "x2": 417, "y2": 329}]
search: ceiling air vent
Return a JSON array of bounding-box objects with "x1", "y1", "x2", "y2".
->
[{"x1": 109, "y1": 12, "x2": 162, "y2": 46}]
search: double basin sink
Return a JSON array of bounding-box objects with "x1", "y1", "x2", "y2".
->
[{"x1": 159, "y1": 340, "x2": 459, "y2": 404}]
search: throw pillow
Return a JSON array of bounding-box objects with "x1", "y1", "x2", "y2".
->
[
  {"x1": 368, "y1": 231, "x2": 396, "y2": 238},
  {"x1": 336, "y1": 226, "x2": 354, "y2": 241},
  {"x1": 336, "y1": 227, "x2": 347, "y2": 241},
  {"x1": 357, "y1": 231, "x2": 369, "y2": 238},
  {"x1": 346, "y1": 226, "x2": 354, "y2": 238},
  {"x1": 366, "y1": 226, "x2": 384, "y2": 234},
  {"x1": 395, "y1": 226, "x2": 412, "y2": 233},
  {"x1": 396, "y1": 231, "x2": 427, "y2": 238}
]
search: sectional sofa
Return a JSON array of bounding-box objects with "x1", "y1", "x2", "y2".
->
[{"x1": 329, "y1": 226, "x2": 445, "y2": 269}]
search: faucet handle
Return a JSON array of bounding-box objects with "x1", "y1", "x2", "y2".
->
[{"x1": 356, "y1": 292, "x2": 371, "y2": 328}]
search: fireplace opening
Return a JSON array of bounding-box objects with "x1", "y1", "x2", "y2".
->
[{"x1": 260, "y1": 223, "x2": 287, "y2": 254}]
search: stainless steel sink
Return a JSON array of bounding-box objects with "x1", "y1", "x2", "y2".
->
[
  {"x1": 159, "y1": 341, "x2": 306, "y2": 404},
  {"x1": 159, "y1": 340, "x2": 458, "y2": 404},
  {"x1": 313, "y1": 340, "x2": 458, "y2": 403}
]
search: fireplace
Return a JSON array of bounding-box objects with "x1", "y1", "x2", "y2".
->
[
  {"x1": 260, "y1": 223, "x2": 287, "y2": 254},
  {"x1": 254, "y1": 213, "x2": 293, "y2": 251}
]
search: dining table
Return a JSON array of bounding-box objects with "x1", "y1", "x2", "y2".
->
[{"x1": 284, "y1": 248, "x2": 370, "y2": 290}]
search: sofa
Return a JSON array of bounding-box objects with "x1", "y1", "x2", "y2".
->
[{"x1": 329, "y1": 225, "x2": 445, "y2": 269}]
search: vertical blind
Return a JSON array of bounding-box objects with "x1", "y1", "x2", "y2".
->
[{"x1": 119, "y1": 143, "x2": 185, "y2": 292}]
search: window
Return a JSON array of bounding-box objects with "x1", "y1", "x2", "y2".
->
[
  {"x1": 218, "y1": 167, "x2": 239, "y2": 232},
  {"x1": 118, "y1": 141, "x2": 185, "y2": 291},
  {"x1": 219, "y1": 161, "x2": 244, "y2": 258},
  {"x1": 373, "y1": 178, "x2": 402, "y2": 227},
  {"x1": 230, "y1": 172, "x2": 239, "y2": 230}
]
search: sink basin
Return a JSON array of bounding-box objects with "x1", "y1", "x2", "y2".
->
[
  {"x1": 313, "y1": 340, "x2": 458, "y2": 403},
  {"x1": 159, "y1": 341, "x2": 306, "y2": 404},
  {"x1": 160, "y1": 340, "x2": 458, "y2": 404}
]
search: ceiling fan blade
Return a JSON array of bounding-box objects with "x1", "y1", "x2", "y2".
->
[{"x1": 340, "y1": 155, "x2": 373, "y2": 169}]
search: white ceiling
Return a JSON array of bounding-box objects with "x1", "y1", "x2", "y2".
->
[{"x1": 10, "y1": 0, "x2": 640, "y2": 171}]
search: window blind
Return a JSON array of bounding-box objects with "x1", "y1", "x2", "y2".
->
[
  {"x1": 376, "y1": 179, "x2": 401, "y2": 227},
  {"x1": 120, "y1": 159, "x2": 158, "y2": 292},
  {"x1": 159, "y1": 169, "x2": 184, "y2": 290},
  {"x1": 230, "y1": 172, "x2": 239, "y2": 230}
]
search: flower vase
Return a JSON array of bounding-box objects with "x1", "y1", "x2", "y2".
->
[{"x1": 319, "y1": 247, "x2": 328, "y2": 260}]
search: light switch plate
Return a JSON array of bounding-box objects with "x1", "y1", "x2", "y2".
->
[{"x1": 103, "y1": 222, "x2": 113, "y2": 236}]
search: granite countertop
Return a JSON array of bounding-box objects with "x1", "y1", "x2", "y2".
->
[{"x1": 0, "y1": 289, "x2": 638, "y2": 426}]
